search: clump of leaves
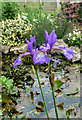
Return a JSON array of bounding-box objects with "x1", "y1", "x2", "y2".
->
[
  {"x1": 2, "y1": 2, "x2": 20, "y2": 20},
  {"x1": 2, "y1": 14, "x2": 32, "y2": 46},
  {"x1": 0, "y1": 76, "x2": 20, "y2": 107},
  {"x1": 23, "y1": 2, "x2": 48, "y2": 24},
  {"x1": 0, "y1": 76, "x2": 15, "y2": 93},
  {"x1": 64, "y1": 30, "x2": 82, "y2": 48}
]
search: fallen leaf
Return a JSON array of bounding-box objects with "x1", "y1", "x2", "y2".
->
[
  {"x1": 36, "y1": 101, "x2": 44, "y2": 112},
  {"x1": 54, "y1": 80, "x2": 63, "y2": 91},
  {"x1": 57, "y1": 102, "x2": 64, "y2": 107},
  {"x1": 36, "y1": 91, "x2": 40, "y2": 95}
]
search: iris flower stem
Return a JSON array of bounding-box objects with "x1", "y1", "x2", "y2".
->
[
  {"x1": 35, "y1": 66, "x2": 50, "y2": 120},
  {"x1": 49, "y1": 61, "x2": 59, "y2": 120},
  {"x1": 52, "y1": 86, "x2": 59, "y2": 120}
]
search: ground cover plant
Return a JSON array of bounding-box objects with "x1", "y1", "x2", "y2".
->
[
  {"x1": 2, "y1": 14, "x2": 32, "y2": 46},
  {"x1": 64, "y1": 30, "x2": 82, "y2": 48}
]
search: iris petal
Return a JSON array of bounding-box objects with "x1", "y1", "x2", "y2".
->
[
  {"x1": 63, "y1": 47, "x2": 74, "y2": 60},
  {"x1": 45, "y1": 30, "x2": 48, "y2": 47},
  {"x1": 30, "y1": 36, "x2": 36, "y2": 51},
  {"x1": 14, "y1": 52, "x2": 31, "y2": 68},
  {"x1": 25, "y1": 38, "x2": 33, "y2": 53},
  {"x1": 48, "y1": 30, "x2": 57, "y2": 50}
]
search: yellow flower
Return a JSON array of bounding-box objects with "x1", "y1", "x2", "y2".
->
[
  {"x1": 7, "y1": 42, "x2": 10, "y2": 45},
  {"x1": 14, "y1": 42, "x2": 17, "y2": 45},
  {"x1": 10, "y1": 44, "x2": 13, "y2": 46},
  {"x1": 69, "y1": 33, "x2": 72, "y2": 37},
  {"x1": 73, "y1": 37, "x2": 76, "y2": 41}
]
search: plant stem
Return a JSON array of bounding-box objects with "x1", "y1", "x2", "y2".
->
[
  {"x1": 49, "y1": 61, "x2": 59, "y2": 120},
  {"x1": 67, "y1": 112, "x2": 70, "y2": 120},
  {"x1": 35, "y1": 66, "x2": 50, "y2": 120},
  {"x1": 52, "y1": 86, "x2": 59, "y2": 120}
]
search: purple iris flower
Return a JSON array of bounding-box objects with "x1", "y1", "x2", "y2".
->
[
  {"x1": 40, "y1": 30, "x2": 57, "y2": 52},
  {"x1": 33, "y1": 51, "x2": 51, "y2": 65},
  {"x1": 14, "y1": 36, "x2": 51, "y2": 68},
  {"x1": 40, "y1": 30, "x2": 74, "y2": 60},
  {"x1": 44, "y1": 30, "x2": 57, "y2": 50}
]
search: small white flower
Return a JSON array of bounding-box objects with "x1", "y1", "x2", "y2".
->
[
  {"x1": 73, "y1": 31, "x2": 76, "y2": 35},
  {"x1": 75, "y1": 32, "x2": 79, "y2": 36},
  {"x1": 69, "y1": 33, "x2": 72, "y2": 37},
  {"x1": 78, "y1": 31, "x2": 81, "y2": 35}
]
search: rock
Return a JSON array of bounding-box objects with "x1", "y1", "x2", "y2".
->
[
  {"x1": 69, "y1": 46, "x2": 80, "y2": 62},
  {"x1": 1, "y1": 45, "x2": 10, "y2": 54},
  {"x1": 54, "y1": 39, "x2": 68, "y2": 47},
  {"x1": 10, "y1": 43, "x2": 28, "y2": 54}
]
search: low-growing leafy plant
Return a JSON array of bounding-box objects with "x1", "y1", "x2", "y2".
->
[
  {"x1": 64, "y1": 30, "x2": 82, "y2": 48},
  {"x1": 2, "y1": 2, "x2": 20, "y2": 20},
  {"x1": 2, "y1": 14, "x2": 32, "y2": 46},
  {"x1": 0, "y1": 76, "x2": 15, "y2": 92}
]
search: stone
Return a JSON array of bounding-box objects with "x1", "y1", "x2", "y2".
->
[
  {"x1": 1, "y1": 45, "x2": 10, "y2": 54},
  {"x1": 10, "y1": 43, "x2": 28, "y2": 54},
  {"x1": 54, "y1": 39, "x2": 68, "y2": 47}
]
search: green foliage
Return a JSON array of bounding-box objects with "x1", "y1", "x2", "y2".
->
[
  {"x1": 1, "y1": 2, "x2": 77, "y2": 47},
  {"x1": 50, "y1": 13, "x2": 74, "y2": 39},
  {"x1": 0, "y1": 76, "x2": 14, "y2": 92},
  {"x1": 64, "y1": 30, "x2": 82, "y2": 48},
  {"x1": 2, "y1": 2, "x2": 20, "y2": 20},
  {"x1": 22, "y1": 3, "x2": 48, "y2": 24},
  {"x1": 25, "y1": 19, "x2": 53, "y2": 47},
  {"x1": 54, "y1": 80, "x2": 63, "y2": 91},
  {"x1": 25, "y1": 12, "x2": 73, "y2": 46},
  {"x1": 27, "y1": 87, "x2": 31, "y2": 92},
  {"x1": 2, "y1": 14, "x2": 32, "y2": 46},
  {"x1": 55, "y1": 21, "x2": 73, "y2": 39}
]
